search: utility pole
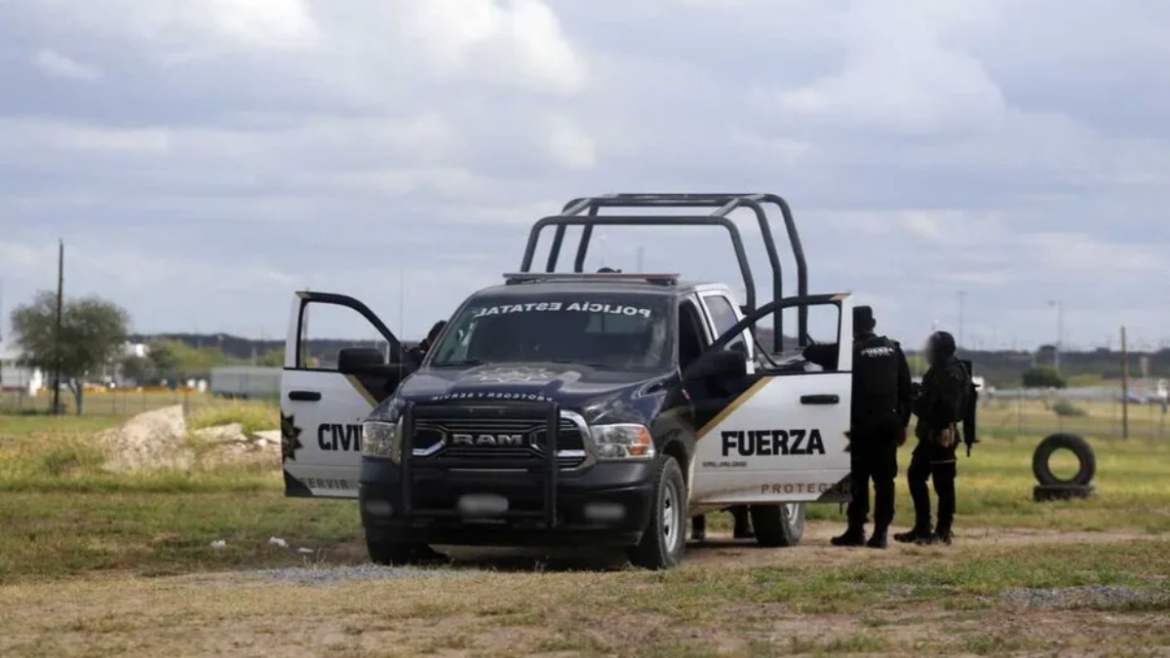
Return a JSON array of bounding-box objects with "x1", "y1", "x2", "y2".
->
[
  {"x1": 398, "y1": 270, "x2": 406, "y2": 363},
  {"x1": 0, "y1": 276, "x2": 5, "y2": 391},
  {"x1": 1049, "y1": 300, "x2": 1064, "y2": 373},
  {"x1": 957, "y1": 290, "x2": 966, "y2": 351},
  {"x1": 1121, "y1": 326, "x2": 1129, "y2": 439},
  {"x1": 636, "y1": 246, "x2": 645, "y2": 272},
  {"x1": 52, "y1": 240, "x2": 64, "y2": 416}
]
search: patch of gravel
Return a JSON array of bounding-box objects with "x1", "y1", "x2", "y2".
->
[
  {"x1": 244, "y1": 564, "x2": 468, "y2": 585},
  {"x1": 1001, "y1": 585, "x2": 1170, "y2": 609}
]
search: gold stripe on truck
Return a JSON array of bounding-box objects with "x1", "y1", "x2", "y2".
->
[
  {"x1": 695, "y1": 377, "x2": 772, "y2": 440},
  {"x1": 344, "y1": 375, "x2": 378, "y2": 407}
]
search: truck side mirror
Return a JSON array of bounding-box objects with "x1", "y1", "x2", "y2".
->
[{"x1": 684, "y1": 350, "x2": 747, "y2": 381}]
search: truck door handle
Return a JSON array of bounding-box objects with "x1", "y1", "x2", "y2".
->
[
  {"x1": 288, "y1": 390, "x2": 322, "y2": 401},
  {"x1": 800, "y1": 394, "x2": 839, "y2": 405}
]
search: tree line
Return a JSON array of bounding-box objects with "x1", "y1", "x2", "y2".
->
[
  {"x1": 5, "y1": 292, "x2": 281, "y2": 414},
  {"x1": 6, "y1": 290, "x2": 1160, "y2": 414}
]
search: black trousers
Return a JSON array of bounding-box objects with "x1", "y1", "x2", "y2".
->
[
  {"x1": 907, "y1": 441, "x2": 957, "y2": 533},
  {"x1": 691, "y1": 506, "x2": 750, "y2": 536},
  {"x1": 847, "y1": 432, "x2": 899, "y2": 530}
]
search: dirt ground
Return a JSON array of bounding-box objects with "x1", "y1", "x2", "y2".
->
[
  {"x1": 321, "y1": 522, "x2": 1170, "y2": 571},
  {"x1": 4, "y1": 523, "x2": 1168, "y2": 658}
]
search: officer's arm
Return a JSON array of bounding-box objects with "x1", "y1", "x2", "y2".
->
[
  {"x1": 802, "y1": 343, "x2": 839, "y2": 371},
  {"x1": 911, "y1": 373, "x2": 930, "y2": 419},
  {"x1": 895, "y1": 343, "x2": 912, "y2": 427}
]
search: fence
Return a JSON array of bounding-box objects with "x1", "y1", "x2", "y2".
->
[
  {"x1": 980, "y1": 391, "x2": 1167, "y2": 440},
  {"x1": 0, "y1": 388, "x2": 278, "y2": 417}
]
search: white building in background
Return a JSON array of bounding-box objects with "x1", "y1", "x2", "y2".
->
[
  {"x1": 0, "y1": 341, "x2": 44, "y2": 394},
  {"x1": 124, "y1": 342, "x2": 148, "y2": 359}
]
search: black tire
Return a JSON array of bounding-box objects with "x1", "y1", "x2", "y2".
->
[
  {"x1": 1032, "y1": 433, "x2": 1096, "y2": 486},
  {"x1": 366, "y1": 533, "x2": 442, "y2": 566},
  {"x1": 750, "y1": 503, "x2": 806, "y2": 547},
  {"x1": 1033, "y1": 484, "x2": 1094, "y2": 502},
  {"x1": 628, "y1": 456, "x2": 688, "y2": 570}
]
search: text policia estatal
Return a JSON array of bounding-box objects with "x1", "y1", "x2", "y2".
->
[{"x1": 472, "y1": 302, "x2": 654, "y2": 318}]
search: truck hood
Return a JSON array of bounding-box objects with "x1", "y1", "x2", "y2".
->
[{"x1": 380, "y1": 362, "x2": 673, "y2": 425}]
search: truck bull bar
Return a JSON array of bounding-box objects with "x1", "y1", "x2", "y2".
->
[{"x1": 399, "y1": 400, "x2": 561, "y2": 529}]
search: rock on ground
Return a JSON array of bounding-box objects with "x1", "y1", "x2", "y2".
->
[
  {"x1": 95, "y1": 405, "x2": 193, "y2": 472},
  {"x1": 92, "y1": 405, "x2": 279, "y2": 472}
]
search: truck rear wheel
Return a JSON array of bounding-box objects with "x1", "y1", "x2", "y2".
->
[
  {"x1": 750, "y1": 503, "x2": 805, "y2": 547},
  {"x1": 628, "y1": 455, "x2": 687, "y2": 570}
]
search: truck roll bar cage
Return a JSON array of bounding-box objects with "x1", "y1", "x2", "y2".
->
[{"x1": 518, "y1": 193, "x2": 809, "y2": 349}]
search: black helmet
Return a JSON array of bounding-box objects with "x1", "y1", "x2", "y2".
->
[
  {"x1": 853, "y1": 305, "x2": 876, "y2": 333},
  {"x1": 927, "y1": 331, "x2": 957, "y2": 361}
]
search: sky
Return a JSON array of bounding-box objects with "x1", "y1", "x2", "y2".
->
[{"x1": 1, "y1": 0, "x2": 1168, "y2": 352}]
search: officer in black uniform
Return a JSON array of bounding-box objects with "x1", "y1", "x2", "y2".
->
[
  {"x1": 804, "y1": 305, "x2": 912, "y2": 549},
  {"x1": 896, "y1": 330, "x2": 970, "y2": 546},
  {"x1": 408, "y1": 320, "x2": 448, "y2": 365},
  {"x1": 691, "y1": 506, "x2": 753, "y2": 543}
]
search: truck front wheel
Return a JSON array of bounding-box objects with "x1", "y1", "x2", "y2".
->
[{"x1": 628, "y1": 455, "x2": 688, "y2": 570}]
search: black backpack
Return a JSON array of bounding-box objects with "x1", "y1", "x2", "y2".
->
[{"x1": 958, "y1": 359, "x2": 979, "y2": 456}]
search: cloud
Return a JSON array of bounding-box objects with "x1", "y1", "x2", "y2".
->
[
  {"x1": 0, "y1": 0, "x2": 1168, "y2": 348},
  {"x1": 542, "y1": 114, "x2": 597, "y2": 170},
  {"x1": 399, "y1": 0, "x2": 588, "y2": 94},
  {"x1": 31, "y1": 50, "x2": 103, "y2": 81},
  {"x1": 900, "y1": 212, "x2": 942, "y2": 240},
  {"x1": 775, "y1": 1, "x2": 1006, "y2": 135}
]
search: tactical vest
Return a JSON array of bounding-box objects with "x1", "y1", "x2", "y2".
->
[{"x1": 852, "y1": 334, "x2": 900, "y2": 418}]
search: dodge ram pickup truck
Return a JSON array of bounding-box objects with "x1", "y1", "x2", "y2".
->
[{"x1": 279, "y1": 193, "x2": 854, "y2": 570}]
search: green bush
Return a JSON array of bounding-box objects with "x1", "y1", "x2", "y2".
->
[
  {"x1": 1052, "y1": 400, "x2": 1087, "y2": 417},
  {"x1": 1022, "y1": 366, "x2": 1066, "y2": 389},
  {"x1": 187, "y1": 401, "x2": 279, "y2": 435}
]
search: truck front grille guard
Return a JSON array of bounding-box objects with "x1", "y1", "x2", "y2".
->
[{"x1": 400, "y1": 401, "x2": 591, "y2": 529}]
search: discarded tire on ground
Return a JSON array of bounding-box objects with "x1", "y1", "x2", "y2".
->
[{"x1": 1032, "y1": 432, "x2": 1095, "y2": 501}]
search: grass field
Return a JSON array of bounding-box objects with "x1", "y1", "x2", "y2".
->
[{"x1": 2, "y1": 397, "x2": 1169, "y2": 656}]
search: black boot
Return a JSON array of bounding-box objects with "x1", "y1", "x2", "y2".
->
[
  {"x1": 893, "y1": 525, "x2": 932, "y2": 544},
  {"x1": 692, "y1": 515, "x2": 706, "y2": 543},
  {"x1": 830, "y1": 525, "x2": 866, "y2": 547},
  {"x1": 921, "y1": 528, "x2": 953, "y2": 546},
  {"x1": 866, "y1": 527, "x2": 888, "y2": 549}
]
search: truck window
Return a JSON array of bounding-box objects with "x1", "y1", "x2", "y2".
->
[
  {"x1": 702, "y1": 294, "x2": 747, "y2": 353},
  {"x1": 677, "y1": 300, "x2": 708, "y2": 370},
  {"x1": 430, "y1": 294, "x2": 673, "y2": 370}
]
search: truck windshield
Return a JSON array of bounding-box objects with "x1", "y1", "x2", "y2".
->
[{"x1": 429, "y1": 294, "x2": 673, "y2": 370}]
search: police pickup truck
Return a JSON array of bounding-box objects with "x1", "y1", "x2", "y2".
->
[{"x1": 279, "y1": 193, "x2": 854, "y2": 570}]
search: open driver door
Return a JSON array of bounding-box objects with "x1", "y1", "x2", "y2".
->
[{"x1": 281, "y1": 292, "x2": 410, "y2": 498}]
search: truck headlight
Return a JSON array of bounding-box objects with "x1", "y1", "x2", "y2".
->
[
  {"x1": 362, "y1": 419, "x2": 402, "y2": 462},
  {"x1": 590, "y1": 423, "x2": 654, "y2": 460}
]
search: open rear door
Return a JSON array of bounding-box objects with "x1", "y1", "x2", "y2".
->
[
  {"x1": 281, "y1": 292, "x2": 407, "y2": 498},
  {"x1": 688, "y1": 293, "x2": 854, "y2": 505}
]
